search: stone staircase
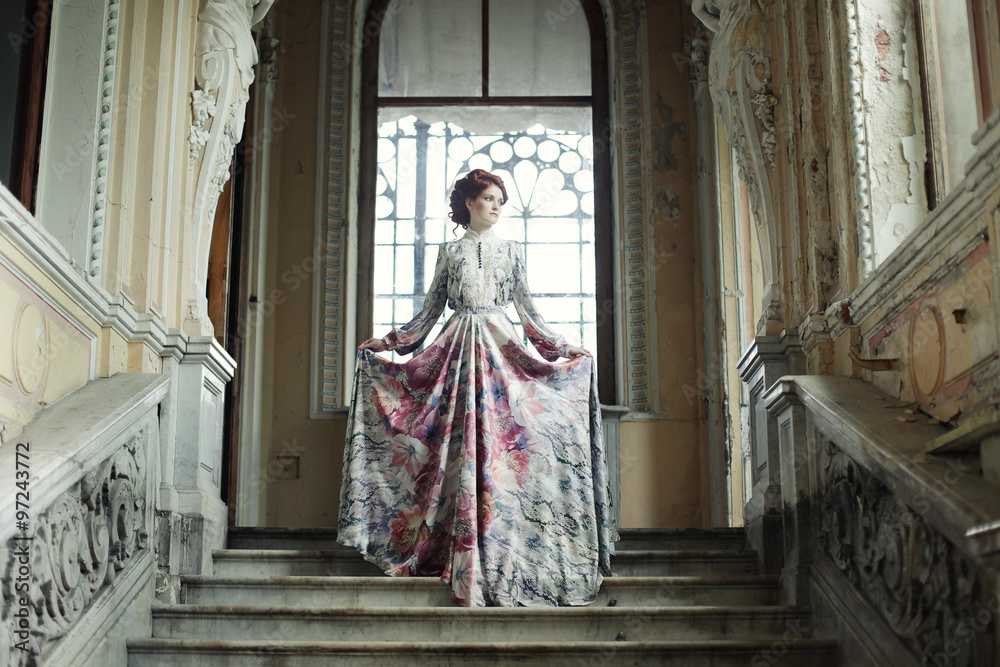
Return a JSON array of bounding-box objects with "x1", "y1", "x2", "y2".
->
[{"x1": 127, "y1": 527, "x2": 839, "y2": 665}]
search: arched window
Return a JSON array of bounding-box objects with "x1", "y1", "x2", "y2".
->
[{"x1": 357, "y1": 0, "x2": 615, "y2": 403}]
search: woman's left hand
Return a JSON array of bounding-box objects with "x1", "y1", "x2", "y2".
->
[{"x1": 565, "y1": 345, "x2": 592, "y2": 358}]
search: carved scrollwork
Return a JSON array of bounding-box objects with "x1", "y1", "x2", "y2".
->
[
  {"x1": 817, "y1": 437, "x2": 994, "y2": 666},
  {"x1": 187, "y1": 0, "x2": 274, "y2": 331},
  {"x1": 1, "y1": 431, "x2": 148, "y2": 664}
]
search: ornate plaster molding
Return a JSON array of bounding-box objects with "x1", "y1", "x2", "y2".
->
[
  {"x1": 706, "y1": 0, "x2": 782, "y2": 325},
  {"x1": 817, "y1": 436, "x2": 994, "y2": 665},
  {"x1": 844, "y1": 0, "x2": 876, "y2": 282},
  {"x1": 317, "y1": 0, "x2": 352, "y2": 413},
  {"x1": 615, "y1": 0, "x2": 654, "y2": 412},
  {"x1": 88, "y1": 0, "x2": 121, "y2": 279},
  {"x1": 1, "y1": 428, "x2": 151, "y2": 662},
  {"x1": 187, "y1": 0, "x2": 274, "y2": 331}
]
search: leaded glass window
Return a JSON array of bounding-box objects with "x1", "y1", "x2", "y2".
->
[{"x1": 374, "y1": 108, "x2": 595, "y2": 360}]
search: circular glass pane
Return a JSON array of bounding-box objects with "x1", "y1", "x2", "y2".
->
[
  {"x1": 489, "y1": 141, "x2": 514, "y2": 163},
  {"x1": 537, "y1": 140, "x2": 560, "y2": 163},
  {"x1": 448, "y1": 137, "x2": 474, "y2": 162},
  {"x1": 376, "y1": 195, "x2": 394, "y2": 218},
  {"x1": 574, "y1": 170, "x2": 594, "y2": 193},
  {"x1": 559, "y1": 151, "x2": 582, "y2": 173},
  {"x1": 377, "y1": 138, "x2": 396, "y2": 163},
  {"x1": 513, "y1": 136, "x2": 537, "y2": 158},
  {"x1": 468, "y1": 153, "x2": 493, "y2": 171}
]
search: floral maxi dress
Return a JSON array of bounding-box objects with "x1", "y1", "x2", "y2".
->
[{"x1": 337, "y1": 226, "x2": 617, "y2": 607}]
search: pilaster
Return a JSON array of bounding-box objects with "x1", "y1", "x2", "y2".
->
[
  {"x1": 736, "y1": 331, "x2": 803, "y2": 573},
  {"x1": 156, "y1": 332, "x2": 236, "y2": 600},
  {"x1": 764, "y1": 377, "x2": 814, "y2": 606}
]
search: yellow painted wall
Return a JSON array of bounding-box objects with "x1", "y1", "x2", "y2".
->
[
  {"x1": 617, "y1": 0, "x2": 709, "y2": 528},
  {"x1": 263, "y1": 0, "x2": 348, "y2": 527}
]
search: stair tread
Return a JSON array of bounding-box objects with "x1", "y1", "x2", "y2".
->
[
  {"x1": 130, "y1": 637, "x2": 835, "y2": 651},
  {"x1": 152, "y1": 602, "x2": 809, "y2": 617},
  {"x1": 227, "y1": 527, "x2": 746, "y2": 537},
  {"x1": 182, "y1": 574, "x2": 778, "y2": 586},
  {"x1": 212, "y1": 548, "x2": 756, "y2": 558}
]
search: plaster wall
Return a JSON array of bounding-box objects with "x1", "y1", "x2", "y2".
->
[{"x1": 263, "y1": 0, "x2": 347, "y2": 527}]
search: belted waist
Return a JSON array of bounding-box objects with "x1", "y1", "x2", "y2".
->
[{"x1": 454, "y1": 305, "x2": 505, "y2": 315}]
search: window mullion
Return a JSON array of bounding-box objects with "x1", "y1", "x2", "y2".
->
[
  {"x1": 414, "y1": 120, "x2": 429, "y2": 324},
  {"x1": 482, "y1": 0, "x2": 489, "y2": 98}
]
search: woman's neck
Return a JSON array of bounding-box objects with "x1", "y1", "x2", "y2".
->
[{"x1": 465, "y1": 224, "x2": 495, "y2": 237}]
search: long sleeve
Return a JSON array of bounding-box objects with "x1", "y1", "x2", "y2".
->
[
  {"x1": 511, "y1": 242, "x2": 569, "y2": 362},
  {"x1": 384, "y1": 244, "x2": 449, "y2": 355}
]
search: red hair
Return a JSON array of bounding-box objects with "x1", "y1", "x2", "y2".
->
[{"x1": 448, "y1": 169, "x2": 508, "y2": 228}]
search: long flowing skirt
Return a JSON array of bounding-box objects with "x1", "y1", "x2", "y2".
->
[{"x1": 337, "y1": 310, "x2": 616, "y2": 607}]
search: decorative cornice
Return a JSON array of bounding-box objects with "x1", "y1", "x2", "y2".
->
[{"x1": 0, "y1": 187, "x2": 170, "y2": 354}]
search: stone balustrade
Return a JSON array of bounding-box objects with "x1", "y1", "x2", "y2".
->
[
  {"x1": 0, "y1": 374, "x2": 168, "y2": 666},
  {"x1": 764, "y1": 375, "x2": 1000, "y2": 666}
]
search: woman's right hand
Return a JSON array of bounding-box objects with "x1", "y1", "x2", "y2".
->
[{"x1": 358, "y1": 337, "x2": 388, "y2": 352}]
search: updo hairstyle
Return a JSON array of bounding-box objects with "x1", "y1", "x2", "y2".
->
[{"x1": 448, "y1": 169, "x2": 509, "y2": 229}]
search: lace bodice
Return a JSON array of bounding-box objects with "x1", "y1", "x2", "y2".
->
[{"x1": 384, "y1": 227, "x2": 570, "y2": 361}]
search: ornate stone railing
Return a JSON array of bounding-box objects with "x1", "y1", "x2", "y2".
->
[
  {"x1": 765, "y1": 375, "x2": 1000, "y2": 666},
  {"x1": 0, "y1": 374, "x2": 167, "y2": 666}
]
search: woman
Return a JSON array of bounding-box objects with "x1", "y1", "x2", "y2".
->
[{"x1": 337, "y1": 169, "x2": 616, "y2": 607}]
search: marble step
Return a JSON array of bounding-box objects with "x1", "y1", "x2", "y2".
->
[
  {"x1": 128, "y1": 638, "x2": 839, "y2": 667},
  {"x1": 211, "y1": 549, "x2": 759, "y2": 578},
  {"x1": 181, "y1": 574, "x2": 779, "y2": 608},
  {"x1": 615, "y1": 527, "x2": 746, "y2": 551},
  {"x1": 225, "y1": 526, "x2": 746, "y2": 552},
  {"x1": 150, "y1": 604, "x2": 810, "y2": 643}
]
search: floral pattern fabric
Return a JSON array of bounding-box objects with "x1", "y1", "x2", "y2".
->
[{"x1": 337, "y1": 227, "x2": 616, "y2": 607}]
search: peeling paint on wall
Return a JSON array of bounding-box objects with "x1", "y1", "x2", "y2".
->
[
  {"x1": 652, "y1": 92, "x2": 686, "y2": 173},
  {"x1": 857, "y1": 0, "x2": 928, "y2": 265},
  {"x1": 655, "y1": 184, "x2": 682, "y2": 219}
]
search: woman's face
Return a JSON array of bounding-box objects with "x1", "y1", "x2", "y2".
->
[{"x1": 466, "y1": 184, "x2": 504, "y2": 232}]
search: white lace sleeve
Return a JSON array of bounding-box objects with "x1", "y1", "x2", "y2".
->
[{"x1": 384, "y1": 244, "x2": 449, "y2": 355}]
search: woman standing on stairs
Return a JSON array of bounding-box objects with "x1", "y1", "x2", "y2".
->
[{"x1": 337, "y1": 169, "x2": 617, "y2": 607}]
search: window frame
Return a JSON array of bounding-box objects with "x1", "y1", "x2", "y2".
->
[
  {"x1": 5, "y1": 0, "x2": 52, "y2": 212},
  {"x1": 357, "y1": 0, "x2": 616, "y2": 404},
  {"x1": 912, "y1": 0, "x2": 984, "y2": 208}
]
